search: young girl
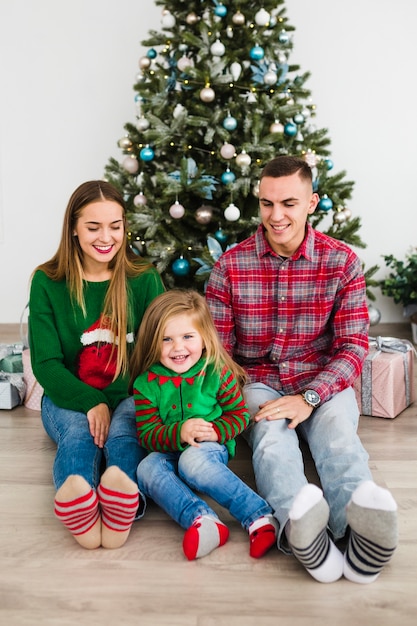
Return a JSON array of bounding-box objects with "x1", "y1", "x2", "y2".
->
[
  {"x1": 29, "y1": 180, "x2": 164, "y2": 549},
  {"x1": 129, "y1": 289, "x2": 278, "y2": 561}
]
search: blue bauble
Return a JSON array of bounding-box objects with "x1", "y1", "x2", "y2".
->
[
  {"x1": 140, "y1": 146, "x2": 155, "y2": 161},
  {"x1": 318, "y1": 195, "x2": 333, "y2": 211},
  {"x1": 324, "y1": 158, "x2": 334, "y2": 170},
  {"x1": 249, "y1": 45, "x2": 265, "y2": 61},
  {"x1": 214, "y1": 228, "x2": 228, "y2": 244},
  {"x1": 284, "y1": 122, "x2": 297, "y2": 137},
  {"x1": 214, "y1": 4, "x2": 228, "y2": 18},
  {"x1": 293, "y1": 113, "x2": 305, "y2": 125},
  {"x1": 223, "y1": 116, "x2": 237, "y2": 131},
  {"x1": 147, "y1": 48, "x2": 157, "y2": 59},
  {"x1": 172, "y1": 257, "x2": 191, "y2": 276},
  {"x1": 221, "y1": 170, "x2": 236, "y2": 184}
]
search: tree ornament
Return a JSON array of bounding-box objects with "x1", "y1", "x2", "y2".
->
[
  {"x1": 303, "y1": 150, "x2": 317, "y2": 167},
  {"x1": 270, "y1": 121, "x2": 284, "y2": 134},
  {"x1": 293, "y1": 113, "x2": 305, "y2": 125},
  {"x1": 232, "y1": 11, "x2": 245, "y2": 26},
  {"x1": 172, "y1": 257, "x2": 190, "y2": 276},
  {"x1": 278, "y1": 30, "x2": 290, "y2": 44},
  {"x1": 195, "y1": 205, "x2": 213, "y2": 224},
  {"x1": 186, "y1": 12, "x2": 199, "y2": 25},
  {"x1": 230, "y1": 62, "x2": 242, "y2": 81},
  {"x1": 221, "y1": 168, "x2": 236, "y2": 185},
  {"x1": 133, "y1": 192, "x2": 147, "y2": 207},
  {"x1": 264, "y1": 66, "x2": 278, "y2": 86},
  {"x1": 147, "y1": 48, "x2": 157, "y2": 59},
  {"x1": 169, "y1": 201, "x2": 185, "y2": 219},
  {"x1": 223, "y1": 115, "x2": 237, "y2": 131},
  {"x1": 224, "y1": 203, "x2": 240, "y2": 221},
  {"x1": 325, "y1": 158, "x2": 334, "y2": 170},
  {"x1": 214, "y1": 228, "x2": 228, "y2": 244},
  {"x1": 138, "y1": 56, "x2": 151, "y2": 70},
  {"x1": 161, "y1": 10, "x2": 176, "y2": 29},
  {"x1": 255, "y1": 9, "x2": 270, "y2": 27},
  {"x1": 210, "y1": 39, "x2": 226, "y2": 57},
  {"x1": 136, "y1": 116, "x2": 150, "y2": 131},
  {"x1": 343, "y1": 207, "x2": 352, "y2": 219},
  {"x1": 118, "y1": 136, "x2": 133, "y2": 150},
  {"x1": 333, "y1": 210, "x2": 347, "y2": 224},
  {"x1": 235, "y1": 150, "x2": 251, "y2": 168},
  {"x1": 250, "y1": 45, "x2": 265, "y2": 61},
  {"x1": 122, "y1": 155, "x2": 139, "y2": 174},
  {"x1": 252, "y1": 181, "x2": 260, "y2": 197},
  {"x1": 368, "y1": 303, "x2": 381, "y2": 326},
  {"x1": 220, "y1": 143, "x2": 236, "y2": 159},
  {"x1": 200, "y1": 86, "x2": 215, "y2": 102},
  {"x1": 318, "y1": 195, "x2": 333, "y2": 211},
  {"x1": 214, "y1": 4, "x2": 228, "y2": 18},
  {"x1": 140, "y1": 145, "x2": 155, "y2": 162},
  {"x1": 284, "y1": 122, "x2": 297, "y2": 137},
  {"x1": 177, "y1": 55, "x2": 194, "y2": 72}
]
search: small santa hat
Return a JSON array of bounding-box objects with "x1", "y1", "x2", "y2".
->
[{"x1": 81, "y1": 317, "x2": 115, "y2": 346}]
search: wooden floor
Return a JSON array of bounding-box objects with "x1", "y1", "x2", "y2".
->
[{"x1": 1, "y1": 322, "x2": 416, "y2": 626}]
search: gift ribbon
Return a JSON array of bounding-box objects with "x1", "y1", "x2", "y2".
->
[
  {"x1": 361, "y1": 336, "x2": 416, "y2": 416},
  {"x1": 0, "y1": 372, "x2": 26, "y2": 403}
]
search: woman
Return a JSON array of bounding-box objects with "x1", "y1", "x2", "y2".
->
[{"x1": 29, "y1": 180, "x2": 164, "y2": 549}]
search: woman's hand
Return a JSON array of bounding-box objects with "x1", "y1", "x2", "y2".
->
[
  {"x1": 180, "y1": 418, "x2": 218, "y2": 447},
  {"x1": 253, "y1": 394, "x2": 313, "y2": 429},
  {"x1": 86, "y1": 403, "x2": 111, "y2": 448}
]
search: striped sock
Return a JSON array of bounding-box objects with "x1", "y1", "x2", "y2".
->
[
  {"x1": 249, "y1": 515, "x2": 278, "y2": 558},
  {"x1": 286, "y1": 484, "x2": 344, "y2": 583},
  {"x1": 183, "y1": 515, "x2": 229, "y2": 560},
  {"x1": 54, "y1": 475, "x2": 100, "y2": 549},
  {"x1": 344, "y1": 481, "x2": 398, "y2": 584},
  {"x1": 98, "y1": 466, "x2": 139, "y2": 549}
]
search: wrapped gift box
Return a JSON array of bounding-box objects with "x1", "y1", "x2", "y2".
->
[
  {"x1": 0, "y1": 353, "x2": 23, "y2": 373},
  {"x1": 353, "y1": 337, "x2": 416, "y2": 418},
  {"x1": 0, "y1": 373, "x2": 26, "y2": 409}
]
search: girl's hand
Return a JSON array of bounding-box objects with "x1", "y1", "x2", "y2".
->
[
  {"x1": 181, "y1": 418, "x2": 217, "y2": 447},
  {"x1": 86, "y1": 403, "x2": 111, "y2": 448}
]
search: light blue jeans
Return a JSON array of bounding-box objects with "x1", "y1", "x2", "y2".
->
[
  {"x1": 41, "y1": 395, "x2": 147, "y2": 504},
  {"x1": 244, "y1": 383, "x2": 373, "y2": 552},
  {"x1": 136, "y1": 441, "x2": 273, "y2": 530}
]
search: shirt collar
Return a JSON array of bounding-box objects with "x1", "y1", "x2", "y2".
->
[{"x1": 255, "y1": 223, "x2": 315, "y2": 262}]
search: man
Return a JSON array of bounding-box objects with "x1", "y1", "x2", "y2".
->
[{"x1": 206, "y1": 155, "x2": 397, "y2": 583}]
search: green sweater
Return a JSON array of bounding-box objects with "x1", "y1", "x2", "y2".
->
[
  {"x1": 133, "y1": 359, "x2": 250, "y2": 457},
  {"x1": 29, "y1": 266, "x2": 164, "y2": 412}
]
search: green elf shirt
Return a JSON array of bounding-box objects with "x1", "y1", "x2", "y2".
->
[
  {"x1": 133, "y1": 358, "x2": 250, "y2": 457},
  {"x1": 28, "y1": 265, "x2": 164, "y2": 413}
]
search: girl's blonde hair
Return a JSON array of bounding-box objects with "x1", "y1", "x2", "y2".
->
[
  {"x1": 129, "y1": 289, "x2": 247, "y2": 391},
  {"x1": 34, "y1": 180, "x2": 153, "y2": 379}
]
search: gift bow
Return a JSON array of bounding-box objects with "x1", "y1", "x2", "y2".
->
[{"x1": 361, "y1": 336, "x2": 416, "y2": 415}]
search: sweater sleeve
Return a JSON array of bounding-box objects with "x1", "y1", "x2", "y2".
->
[
  {"x1": 211, "y1": 366, "x2": 250, "y2": 444},
  {"x1": 133, "y1": 386, "x2": 187, "y2": 452}
]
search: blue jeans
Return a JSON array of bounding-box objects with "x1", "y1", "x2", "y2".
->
[
  {"x1": 244, "y1": 383, "x2": 373, "y2": 552},
  {"x1": 41, "y1": 395, "x2": 147, "y2": 499},
  {"x1": 136, "y1": 441, "x2": 273, "y2": 530}
]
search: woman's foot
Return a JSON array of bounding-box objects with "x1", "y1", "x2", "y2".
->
[
  {"x1": 98, "y1": 466, "x2": 139, "y2": 549},
  {"x1": 54, "y1": 475, "x2": 101, "y2": 549}
]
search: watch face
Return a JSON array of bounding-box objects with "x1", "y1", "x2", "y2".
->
[{"x1": 304, "y1": 390, "x2": 320, "y2": 406}]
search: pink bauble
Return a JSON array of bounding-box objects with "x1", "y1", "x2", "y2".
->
[
  {"x1": 169, "y1": 201, "x2": 185, "y2": 219},
  {"x1": 122, "y1": 155, "x2": 139, "y2": 174},
  {"x1": 200, "y1": 86, "x2": 215, "y2": 102},
  {"x1": 195, "y1": 205, "x2": 213, "y2": 224},
  {"x1": 133, "y1": 193, "x2": 147, "y2": 207},
  {"x1": 220, "y1": 143, "x2": 236, "y2": 159}
]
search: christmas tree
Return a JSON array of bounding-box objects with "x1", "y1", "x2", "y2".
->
[{"x1": 105, "y1": 0, "x2": 375, "y2": 292}]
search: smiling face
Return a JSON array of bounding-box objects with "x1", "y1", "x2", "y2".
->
[
  {"x1": 160, "y1": 313, "x2": 204, "y2": 374},
  {"x1": 259, "y1": 171, "x2": 319, "y2": 257},
  {"x1": 73, "y1": 200, "x2": 125, "y2": 279}
]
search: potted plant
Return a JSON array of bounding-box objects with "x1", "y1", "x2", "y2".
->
[{"x1": 379, "y1": 247, "x2": 417, "y2": 342}]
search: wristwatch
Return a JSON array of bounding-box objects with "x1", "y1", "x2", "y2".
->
[{"x1": 301, "y1": 389, "x2": 321, "y2": 408}]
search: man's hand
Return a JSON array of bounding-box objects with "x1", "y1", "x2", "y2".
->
[
  {"x1": 253, "y1": 394, "x2": 313, "y2": 429},
  {"x1": 181, "y1": 418, "x2": 218, "y2": 447},
  {"x1": 86, "y1": 403, "x2": 111, "y2": 448}
]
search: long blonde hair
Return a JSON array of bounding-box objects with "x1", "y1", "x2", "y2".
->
[
  {"x1": 34, "y1": 180, "x2": 152, "y2": 378},
  {"x1": 129, "y1": 289, "x2": 247, "y2": 392}
]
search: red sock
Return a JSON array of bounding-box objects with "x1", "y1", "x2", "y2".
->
[
  {"x1": 183, "y1": 515, "x2": 229, "y2": 561},
  {"x1": 54, "y1": 488, "x2": 99, "y2": 536},
  {"x1": 97, "y1": 483, "x2": 139, "y2": 532},
  {"x1": 249, "y1": 516, "x2": 278, "y2": 558}
]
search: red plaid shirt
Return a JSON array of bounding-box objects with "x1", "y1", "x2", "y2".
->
[{"x1": 206, "y1": 224, "x2": 369, "y2": 403}]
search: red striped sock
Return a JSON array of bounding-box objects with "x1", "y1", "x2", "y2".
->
[
  {"x1": 97, "y1": 483, "x2": 139, "y2": 532},
  {"x1": 54, "y1": 488, "x2": 99, "y2": 536}
]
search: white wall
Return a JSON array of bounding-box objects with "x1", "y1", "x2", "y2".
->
[{"x1": 0, "y1": 0, "x2": 415, "y2": 322}]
